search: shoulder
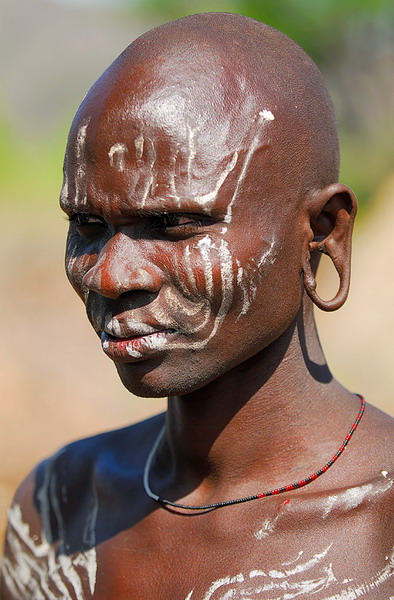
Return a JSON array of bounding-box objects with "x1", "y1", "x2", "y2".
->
[
  {"x1": 1, "y1": 415, "x2": 163, "y2": 576},
  {"x1": 358, "y1": 401, "x2": 394, "y2": 472},
  {"x1": 1, "y1": 413, "x2": 165, "y2": 599}
]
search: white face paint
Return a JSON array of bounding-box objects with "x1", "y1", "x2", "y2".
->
[
  {"x1": 134, "y1": 133, "x2": 144, "y2": 160},
  {"x1": 74, "y1": 118, "x2": 91, "y2": 206},
  {"x1": 65, "y1": 106, "x2": 283, "y2": 388},
  {"x1": 108, "y1": 142, "x2": 128, "y2": 172},
  {"x1": 224, "y1": 109, "x2": 275, "y2": 224},
  {"x1": 192, "y1": 152, "x2": 239, "y2": 210}
]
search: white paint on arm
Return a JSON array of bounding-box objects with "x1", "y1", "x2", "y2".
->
[{"x1": 2, "y1": 504, "x2": 97, "y2": 599}]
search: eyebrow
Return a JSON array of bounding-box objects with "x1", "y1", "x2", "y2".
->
[{"x1": 60, "y1": 197, "x2": 217, "y2": 217}]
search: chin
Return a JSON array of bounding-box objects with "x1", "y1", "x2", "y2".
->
[{"x1": 114, "y1": 358, "x2": 222, "y2": 398}]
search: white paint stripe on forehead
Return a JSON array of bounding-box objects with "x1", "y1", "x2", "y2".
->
[
  {"x1": 224, "y1": 109, "x2": 275, "y2": 224},
  {"x1": 193, "y1": 152, "x2": 238, "y2": 208},
  {"x1": 60, "y1": 171, "x2": 69, "y2": 206},
  {"x1": 169, "y1": 149, "x2": 181, "y2": 207},
  {"x1": 108, "y1": 142, "x2": 128, "y2": 172},
  {"x1": 186, "y1": 123, "x2": 198, "y2": 189},
  {"x1": 139, "y1": 138, "x2": 157, "y2": 207},
  {"x1": 134, "y1": 133, "x2": 144, "y2": 160},
  {"x1": 74, "y1": 118, "x2": 91, "y2": 206}
]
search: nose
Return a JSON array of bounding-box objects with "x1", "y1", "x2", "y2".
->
[{"x1": 82, "y1": 233, "x2": 163, "y2": 299}]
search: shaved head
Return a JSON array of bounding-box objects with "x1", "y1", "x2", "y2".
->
[
  {"x1": 68, "y1": 12, "x2": 339, "y2": 210},
  {"x1": 62, "y1": 12, "x2": 356, "y2": 397}
]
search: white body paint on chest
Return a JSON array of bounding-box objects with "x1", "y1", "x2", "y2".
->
[
  {"x1": 184, "y1": 544, "x2": 336, "y2": 599},
  {"x1": 183, "y1": 543, "x2": 394, "y2": 600}
]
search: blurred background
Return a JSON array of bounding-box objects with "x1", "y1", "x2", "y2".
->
[{"x1": 1, "y1": 0, "x2": 393, "y2": 541}]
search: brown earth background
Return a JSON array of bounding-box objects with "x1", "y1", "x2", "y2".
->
[{"x1": 1, "y1": 0, "x2": 393, "y2": 545}]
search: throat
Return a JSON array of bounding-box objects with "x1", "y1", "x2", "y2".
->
[{"x1": 143, "y1": 391, "x2": 365, "y2": 512}]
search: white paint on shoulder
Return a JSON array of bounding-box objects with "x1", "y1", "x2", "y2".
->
[
  {"x1": 184, "y1": 545, "x2": 338, "y2": 599},
  {"x1": 267, "y1": 544, "x2": 333, "y2": 579},
  {"x1": 108, "y1": 142, "x2": 128, "y2": 172},
  {"x1": 254, "y1": 514, "x2": 281, "y2": 540},
  {"x1": 204, "y1": 573, "x2": 244, "y2": 599},
  {"x1": 322, "y1": 477, "x2": 392, "y2": 518},
  {"x1": 282, "y1": 551, "x2": 304, "y2": 566},
  {"x1": 320, "y1": 548, "x2": 394, "y2": 600}
]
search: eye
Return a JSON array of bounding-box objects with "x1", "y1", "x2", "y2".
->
[
  {"x1": 152, "y1": 213, "x2": 211, "y2": 236},
  {"x1": 68, "y1": 212, "x2": 107, "y2": 228}
]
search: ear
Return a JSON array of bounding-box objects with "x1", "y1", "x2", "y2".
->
[{"x1": 302, "y1": 183, "x2": 357, "y2": 312}]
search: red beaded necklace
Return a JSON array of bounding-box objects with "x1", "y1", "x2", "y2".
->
[{"x1": 143, "y1": 395, "x2": 365, "y2": 511}]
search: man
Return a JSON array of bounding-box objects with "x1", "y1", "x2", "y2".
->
[{"x1": 2, "y1": 12, "x2": 393, "y2": 600}]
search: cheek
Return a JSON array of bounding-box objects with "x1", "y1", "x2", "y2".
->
[
  {"x1": 65, "y1": 235, "x2": 97, "y2": 300},
  {"x1": 174, "y1": 238, "x2": 235, "y2": 311}
]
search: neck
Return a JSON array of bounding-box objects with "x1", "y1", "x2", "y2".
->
[{"x1": 153, "y1": 300, "x2": 356, "y2": 503}]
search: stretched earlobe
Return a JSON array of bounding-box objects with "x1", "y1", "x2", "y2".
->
[
  {"x1": 302, "y1": 248, "x2": 351, "y2": 311},
  {"x1": 302, "y1": 183, "x2": 357, "y2": 312}
]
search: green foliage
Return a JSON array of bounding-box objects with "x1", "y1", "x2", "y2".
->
[
  {"x1": 131, "y1": 0, "x2": 394, "y2": 64},
  {"x1": 0, "y1": 112, "x2": 67, "y2": 208}
]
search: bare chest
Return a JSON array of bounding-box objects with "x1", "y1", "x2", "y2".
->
[
  {"x1": 4, "y1": 488, "x2": 393, "y2": 600},
  {"x1": 90, "y1": 500, "x2": 393, "y2": 600}
]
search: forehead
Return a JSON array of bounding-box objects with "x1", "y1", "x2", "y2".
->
[{"x1": 62, "y1": 53, "x2": 278, "y2": 218}]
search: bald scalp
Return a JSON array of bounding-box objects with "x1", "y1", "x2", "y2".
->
[{"x1": 73, "y1": 13, "x2": 339, "y2": 200}]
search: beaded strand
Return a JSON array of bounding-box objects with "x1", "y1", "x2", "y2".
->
[{"x1": 143, "y1": 395, "x2": 366, "y2": 511}]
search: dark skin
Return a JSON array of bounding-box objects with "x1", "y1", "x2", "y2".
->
[{"x1": 2, "y1": 13, "x2": 393, "y2": 600}]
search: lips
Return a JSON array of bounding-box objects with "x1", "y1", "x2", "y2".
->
[{"x1": 100, "y1": 329, "x2": 176, "y2": 362}]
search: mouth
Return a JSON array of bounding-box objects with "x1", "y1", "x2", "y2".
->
[{"x1": 100, "y1": 329, "x2": 176, "y2": 362}]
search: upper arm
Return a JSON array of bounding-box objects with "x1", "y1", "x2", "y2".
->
[{"x1": 1, "y1": 469, "x2": 45, "y2": 600}]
